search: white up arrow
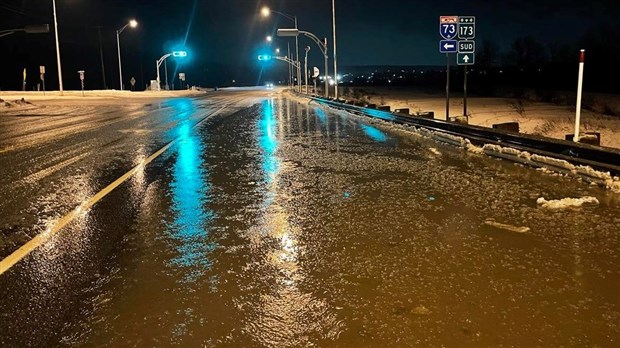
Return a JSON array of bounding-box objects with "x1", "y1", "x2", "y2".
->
[
  {"x1": 463, "y1": 55, "x2": 470, "y2": 63},
  {"x1": 444, "y1": 42, "x2": 455, "y2": 50}
]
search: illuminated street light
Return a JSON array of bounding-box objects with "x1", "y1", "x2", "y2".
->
[
  {"x1": 261, "y1": 6, "x2": 301, "y2": 93},
  {"x1": 172, "y1": 51, "x2": 188, "y2": 57},
  {"x1": 116, "y1": 19, "x2": 138, "y2": 90},
  {"x1": 261, "y1": 6, "x2": 270, "y2": 17},
  {"x1": 266, "y1": 35, "x2": 273, "y2": 42},
  {"x1": 275, "y1": 48, "x2": 280, "y2": 54}
]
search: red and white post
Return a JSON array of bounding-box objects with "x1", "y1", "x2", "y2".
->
[{"x1": 573, "y1": 49, "x2": 585, "y2": 142}]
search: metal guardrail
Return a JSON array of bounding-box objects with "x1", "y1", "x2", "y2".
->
[{"x1": 310, "y1": 95, "x2": 620, "y2": 176}]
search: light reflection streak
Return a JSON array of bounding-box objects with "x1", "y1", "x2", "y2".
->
[
  {"x1": 168, "y1": 100, "x2": 214, "y2": 282},
  {"x1": 360, "y1": 124, "x2": 388, "y2": 143},
  {"x1": 247, "y1": 98, "x2": 343, "y2": 345}
]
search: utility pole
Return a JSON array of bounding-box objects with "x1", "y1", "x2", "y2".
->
[
  {"x1": 97, "y1": 26, "x2": 107, "y2": 89},
  {"x1": 332, "y1": 0, "x2": 339, "y2": 100},
  {"x1": 52, "y1": 0, "x2": 64, "y2": 95}
]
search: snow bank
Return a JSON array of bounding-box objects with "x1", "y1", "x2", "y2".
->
[
  {"x1": 317, "y1": 95, "x2": 620, "y2": 195},
  {"x1": 536, "y1": 196, "x2": 600, "y2": 209}
]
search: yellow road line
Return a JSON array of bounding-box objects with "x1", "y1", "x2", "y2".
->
[{"x1": 0, "y1": 105, "x2": 228, "y2": 276}]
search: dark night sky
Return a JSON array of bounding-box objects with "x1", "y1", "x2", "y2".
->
[{"x1": 1, "y1": 0, "x2": 619, "y2": 90}]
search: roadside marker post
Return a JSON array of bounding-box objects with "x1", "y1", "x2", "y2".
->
[{"x1": 574, "y1": 49, "x2": 585, "y2": 142}]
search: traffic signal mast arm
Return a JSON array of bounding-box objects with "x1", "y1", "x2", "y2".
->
[{"x1": 274, "y1": 56, "x2": 300, "y2": 69}]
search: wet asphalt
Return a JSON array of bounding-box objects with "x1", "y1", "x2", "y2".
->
[{"x1": 0, "y1": 89, "x2": 619, "y2": 347}]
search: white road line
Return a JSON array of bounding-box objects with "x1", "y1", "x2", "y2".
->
[{"x1": 0, "y1": 105, "x2": 229, "y2": 276}]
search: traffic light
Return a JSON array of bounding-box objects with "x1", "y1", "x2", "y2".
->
[{"x1": 257, "y1": 55, "x2": 272, "y2": 61}]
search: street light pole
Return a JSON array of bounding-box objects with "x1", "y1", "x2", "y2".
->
[
  {"x1": 116, "y1": 20, "x2": 138, "y2": 91},
  {"x1": 294, "y1": 16, "x2": 301, "y2": 93},
  {"x1": 332, "y1": 0, "x2": 338, "y2": 100},
  {"x1": 261, "y1": 7, "x2": 301, "y2": 93},
  {"x1": 52, "y1": 0, "x2": 63, "y2": 95},
  {"x1": 277, "y1": 28, "x2": 329, "y2": 98},
  {"x1": 288, "y1": 42, "x2": 292, "y2": 88},
  {"x1": 304, "y1": 46, "x2": 310, "y2": 94},
  {"x1": 156, "y1": 51, "x2": 187, "y2": 91}
]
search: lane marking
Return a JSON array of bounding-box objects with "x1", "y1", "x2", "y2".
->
[
  {"x1": 21, "y1": 151, "x2": 92, "y2": 184},
  {"x1": 0, "y1": 104, "x2": 230, "y2": 276}
]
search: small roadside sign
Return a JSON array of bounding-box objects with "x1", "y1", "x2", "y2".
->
[
  {"x1": 130, "y1": 77, "x2": 136, "y2": 86},
  {"x1": 439, "y1": 40, "x2": 458, "y2": 53},
  {"x1": 458, "y1": 40, "x2": 475, "y2": 53},
  {"x1": 39, "y1": 66, "x2": 45, "y2": 74},
  {"x1": 178, "y1": 73, "x2": 185, "y2": 81},
  {"x1": 313, "y1": 67, "x2": 320, "y2": 78},
  {"x1": 458, "y1": 16, "x2": 475, "y2": 39},
  {"x1": 77, "y1": 70, "x2": 85, "y2": 96},
  {"x1": 457, "y1": 53, "x2": 475, "y2": 65},
  {"x1": 439, "y1": 16, "x2": 458, "y2": 40}
]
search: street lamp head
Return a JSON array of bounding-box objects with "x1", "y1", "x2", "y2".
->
[
  {"x1": 266, "y1": 35, "x2": 273, "y2": 42},
  {"x1": 172, "y1": 51, "x2": 188, "y2": 57},
  {"x1": 261, "y1": 6, "x2": 270, "y2": 17},
  {"x1": 275, "y1": 48, "x2": 280, "y2": 53},
  {"x1": 129, "y1": 19, "x2": 138, "y2": 28}
]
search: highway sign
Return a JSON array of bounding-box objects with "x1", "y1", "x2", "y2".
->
[
  {"x1": 457, "y1": 53, "x2": 475, "y2": 65},
  {"x1": 439, "y1": 16, "x2": 458, "y2": 40},
  {"x1": 458, "y1": 16, "x2": 475, "y2": 39},
  {"x1": 313, "y1": 67, "x2": 320, "y2": 78},
  {"x1": 458, "y1": 40, "x2": 475, "y2": 53},
  {"x1": 439, "y1": 40, "x2": 458, "y2": 53}
]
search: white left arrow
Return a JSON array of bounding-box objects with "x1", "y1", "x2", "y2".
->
[{"x1": 444, "y1": 43, "x2": 455, "y2": 50}]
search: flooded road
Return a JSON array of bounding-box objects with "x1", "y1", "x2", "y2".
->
[{"x1": 1, "y1": 90, "x2": 619, "y2": 347}]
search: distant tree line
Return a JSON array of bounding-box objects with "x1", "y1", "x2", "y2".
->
[{"x1": 340, "y1": 24, "x2": 620, "y2": 96}]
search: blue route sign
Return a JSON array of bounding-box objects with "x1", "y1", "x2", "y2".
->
[
  {"x1": 439, "y1": 40, "x2": 458, "y2": 53},
  {"x1": 439, "y1": 16, "x2": 459, "y2": 40}
]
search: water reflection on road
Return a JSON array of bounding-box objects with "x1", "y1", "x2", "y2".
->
[
  {"x1": 244, "y1": 98, "x2": 343, "y2": 346},
  {"x1": 8, "y1": 94, "x2": 617, "y2": 347},
  {"x1": 168, "y1": 120, "x2": 214, "y2": 282}
]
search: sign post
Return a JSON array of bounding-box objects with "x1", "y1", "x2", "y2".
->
[
  {"x1": 457, "y1": 16, "x2": 476, "y2": 119},
  {"x1": 40, "y1": 66, "x2": 46, "y2": 96},
  {"x1": 178, "y1": 73, "x2": 185, "y2": 90},
  {"x1": 573, "y1": 49, "x2": 585, "y2": 142},
  {"x1": 312, "y1": 67, "x2": 319, "y2": 95},
  {"x1": 440, "y1": 16, "x2": 458, "y2": 121},
  {"x1": 78, "y1": 70, "x2": 85, "y2": 97}
]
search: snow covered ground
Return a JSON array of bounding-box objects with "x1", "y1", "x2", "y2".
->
[
  {"x1": 346, "y1": 87, "x2": 620, "y2": 149},
  {"x1": 0, "y1": 89, "x2": 205, "y2": 101}
]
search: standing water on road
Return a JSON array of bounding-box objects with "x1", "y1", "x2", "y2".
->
[{"x1": 2, "y1": 95, "x2": 619, "y2": 347}]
